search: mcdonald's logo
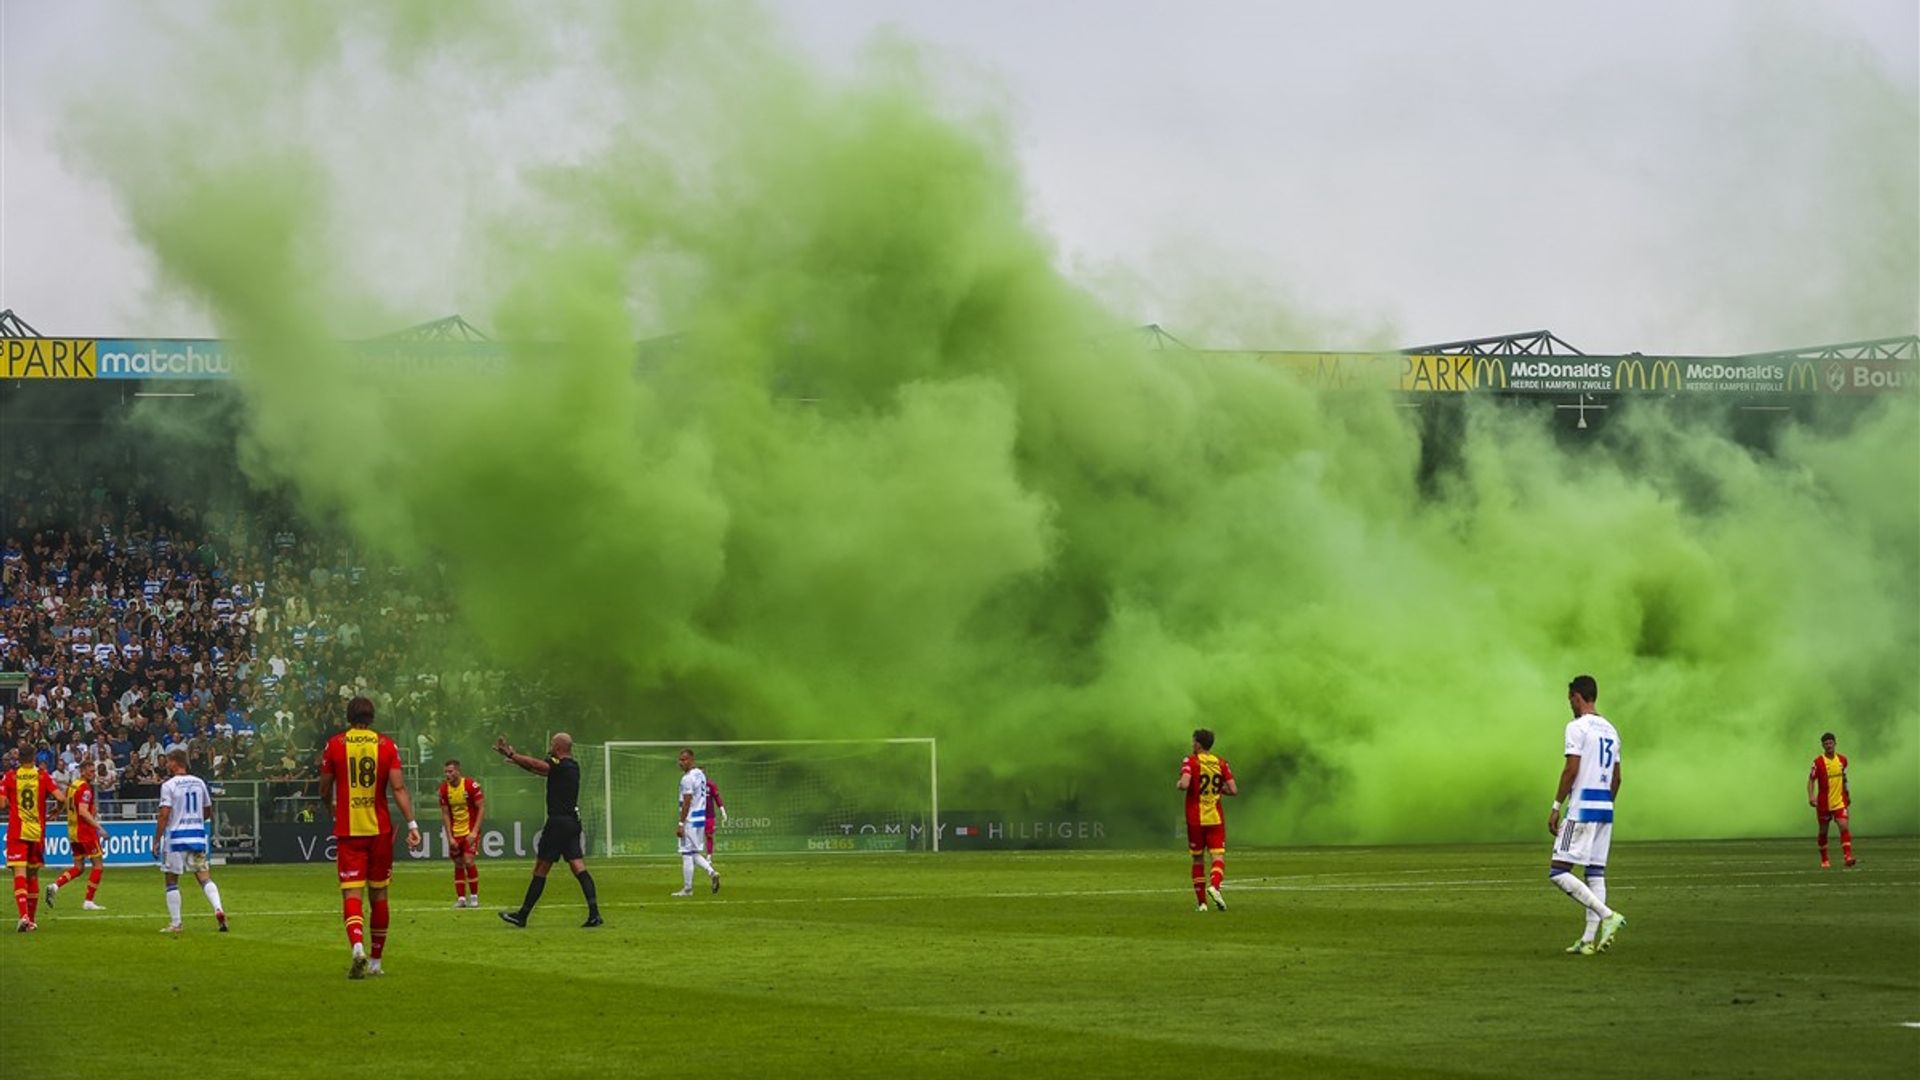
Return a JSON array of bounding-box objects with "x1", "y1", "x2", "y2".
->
[
  {"x1": 1786, "y1": 361, "x2": 1819, "y2": 392},
  {"x1": 1614, "y1": 358, "x2": 1679, "y2": 390},
  {"x1": 1472, "y1": 357, "x2": 1507, "y2": 389}
]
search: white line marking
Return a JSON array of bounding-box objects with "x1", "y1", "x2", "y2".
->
[{"x1": 33, "y1": 872, "x2": 1918, "y2": 923}]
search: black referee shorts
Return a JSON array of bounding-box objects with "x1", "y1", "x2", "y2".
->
[{"x1": 535, "y1": 816, "x2": 585, "y2": 863}]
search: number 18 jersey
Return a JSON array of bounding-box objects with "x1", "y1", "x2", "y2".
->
[
  {"x1": 322, "y1": 727, "x2": 401, "y2": 838},
  {"x1": 1563, "y1": 714, "x2": 1620, "y2": 823}
]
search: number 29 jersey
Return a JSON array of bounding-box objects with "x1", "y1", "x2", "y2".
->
[
  {"x1": 1563, "y1": 714, "x2": 1620, "y2": 823},
  {"x1": 1180, "y1": 753, "x2": 1234, "y2": 828},
  {"x1": 322, "y1": 727, "x2": 402, "y2": 838}
]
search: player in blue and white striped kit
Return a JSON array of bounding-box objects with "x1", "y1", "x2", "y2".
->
[
  {"x1": 154, "y1": 748, "x2": 228, "y2": 934},
  {"x1": 672, "y1": 749, "x2": 719, "y2": 896},
  {"x1": 1547, "y1": 674, "x2": 1625, "y2": 956}
]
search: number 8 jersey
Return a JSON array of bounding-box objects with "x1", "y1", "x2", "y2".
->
[{"x1": 322, "y1": 727, "x2": 402, "y2": 838}]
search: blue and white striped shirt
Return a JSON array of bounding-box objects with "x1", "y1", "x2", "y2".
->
[
  {"x1": 678, "y1": 768, "x2": 709, "y2": 831},
  {"x1": 159, "y1": 774, "x2": 213, "y2": 852},
  {"x1": 1562, "y1": 714, "x2": 1620, "y2": 824}
]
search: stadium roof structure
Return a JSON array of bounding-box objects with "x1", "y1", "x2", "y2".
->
[
  {"x1": 1134, "y1": 323, "x2": 1193, "y2": 351},
  {"x1": 371, "y1": 314, "x2": 491, "y2": 342},
  {"x1": 1402, "y1": 330, "x2": 1585, "y2": 357},
  {"x1": 1739, "y1": 335, "x2": 1918, "y2": 363},
  {"x1": 1119, "y1": 325, "x2": 1592, "y2": 357},
  {"x1": 0, "y1": 309, "x2": 42, "y2": 338},
  {"x1": 1127, "y1": 323, "x2": 1920, "y2": 364}
]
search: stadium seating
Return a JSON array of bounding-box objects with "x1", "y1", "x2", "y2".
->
[{"x1": 0, "y1": 454, "x2": 526, "y2": 819}]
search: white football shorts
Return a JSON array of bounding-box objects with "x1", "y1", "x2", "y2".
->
[
  {"x1": 161, "y1": 849, "x2": 211, "y2": 876},
  {"x1": 1552, "y1": 819, "x2": 1612, "y2": 868}
]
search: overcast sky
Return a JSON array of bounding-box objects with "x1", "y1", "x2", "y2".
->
[{"x1": 2, "y1": 0, "x2": 1915, "y2": 355}]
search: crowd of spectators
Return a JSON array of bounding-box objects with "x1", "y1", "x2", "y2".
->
[{"x1": 1, "y1": 448, "x2": 538, "y2": 818}]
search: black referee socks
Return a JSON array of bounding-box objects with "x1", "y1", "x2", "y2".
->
[
  {"x1": 575, "y1": 869, "x2": 599, "y2": 916},
  {"x1": 516, "y1": 875, "x2": 546, "y2": 918}
]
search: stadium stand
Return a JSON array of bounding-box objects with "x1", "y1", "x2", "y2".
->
[{"x1": 0, "y1": 442, "x2": 537, "y2": 821}]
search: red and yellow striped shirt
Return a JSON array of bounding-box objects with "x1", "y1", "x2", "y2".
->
[
  {"x1": 1181, "y1": 753, "x2": 1234, "y2": 828},
  {"x1": 439, "y1": 776, "x2": 484, "y2": 837},
  {"x1": 2, "y1": 765, "x2": 57, "y2": 842},
  {"x1": 323, "y1": 728, "x2": 401, "y2": 838},
  {"x1": 1809, "y1": 753, "x2": 1849, "y2": 812},
  {"x1": 65, "y1": 778, "x2": 98, "y2": 845}
]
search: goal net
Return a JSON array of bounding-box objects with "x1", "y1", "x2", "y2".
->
[{"x1": 583, "y1": 739, "x2": 939, "y2": 857}]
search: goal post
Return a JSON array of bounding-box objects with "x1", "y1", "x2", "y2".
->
[{"x1": 584, "y1": 738, "x2": 939, "y2": 856}]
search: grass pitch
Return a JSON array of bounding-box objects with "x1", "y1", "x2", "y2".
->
[{"x1": 2, "y1": 837, "x2": 1914, "y2": 1078}]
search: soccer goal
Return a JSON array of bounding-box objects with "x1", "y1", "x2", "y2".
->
[{"x1": 585, "y1": 739, "x2": 939, "y2": 857}]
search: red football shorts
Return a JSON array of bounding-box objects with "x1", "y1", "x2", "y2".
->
[
  {"x1": 1186, "y1": 822, "x2": 1226, "y2": 854},
  {"x1": 447, "y1": 833, "x2": 478, "y2": 860},
  {"x1": 1816, "y1": 807, "x2": 1850, "y2": 826},
  {"x1": 336, "y1": 832, "x2": 395, "y2": 889},
  {"x1": 71, "y1": 837, "x2": 104, "y2": 860},
  {"x1": 5, "y1": 837, "x2": 46, "y2": 869}
]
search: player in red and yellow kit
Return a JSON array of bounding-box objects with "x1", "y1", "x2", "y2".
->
[
  {"x1": 1177, "y1": 728, "x2": 1237, "y2": 912},
  {"x1": 1806, "y1": 732, "x2": 1855, "y2": 869},
  {"x1": 319, "y1": 697, "x2": 421, "y2": 979},
  {"x1": 46, "y1": 769, "x2": 107, "y2": 911},
  {"x1": 1, "y1": 761, "x2": 61, "y2": 931},
  {"x1": 438, "y1": 758, "x2": 485, "y2": 908}
]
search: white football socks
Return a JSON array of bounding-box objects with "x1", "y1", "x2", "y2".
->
[
  {"x1": 202, "y1": 880, "x2": 223, "y2": 913},
  {"x1": 693, "y1": 853, "x2": 715, "y2": 878},
  {"x1": 165, "y1": 885, "x2": 182, "y2": 926},
  {"x1": 682, "y1": 856, "x2": 694, "y2": 891},
  {"x1": 1583, "y1": 873, "x2": 1607, "y2": 941},
  {"x1": 1551, "y1": 870, "x2": 1613, "y2": 918}
]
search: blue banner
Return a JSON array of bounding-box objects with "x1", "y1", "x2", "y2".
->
[
  {"x1": 92, "y1": 338, "x2": 512, "y2": 380},
  {"x1": 94, "y1": 339, "x2": 234, "y2": 380},
  {"x1": 1, "y1": 820, "x2": 160, "y2": 866}
]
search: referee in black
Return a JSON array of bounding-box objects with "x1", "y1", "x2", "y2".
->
[{"x1": 493, "y1": 732, "x2": 603, "y2": 928}]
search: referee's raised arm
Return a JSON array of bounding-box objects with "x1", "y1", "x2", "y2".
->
[{"x1": 493, "y1": 737, "x2": 550, "y2": 775}]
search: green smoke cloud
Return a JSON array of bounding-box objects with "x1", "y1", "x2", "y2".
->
[{"x1": 62, "y1": 1, "x2": 1917, "y2": 843}]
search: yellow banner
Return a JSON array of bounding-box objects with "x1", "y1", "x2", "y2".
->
[
  {"x1": 2, "y1": 338, "x2": 96, "y2": 379},
  {"x1": 1613, "y1": 357, "x2": 1679, "y2": 390},
  {"x1": 1398, "y1": 353, "x2": 1494, "y2": 392},
  {"x1": 1242, "y1": 351, "x2": 1400, "y2": 390}
]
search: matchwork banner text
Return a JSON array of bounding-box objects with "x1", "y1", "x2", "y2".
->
[
  {"x1": 95, "y1": 339, "x2": 235, "y2": 380},
  {"x1": 90, "y1": 339, "x2": 510, "y2": 380}
]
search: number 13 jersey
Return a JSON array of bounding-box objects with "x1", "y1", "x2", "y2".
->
[{"x1": 1563, "y1": 714, "x2": 1620, "y2": 823}]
